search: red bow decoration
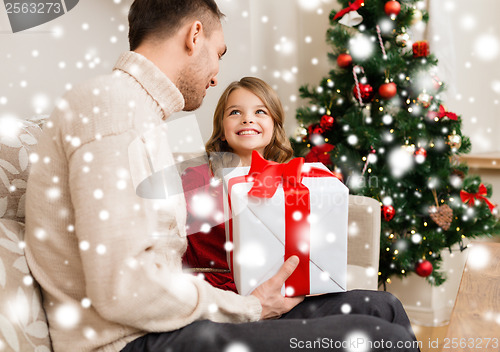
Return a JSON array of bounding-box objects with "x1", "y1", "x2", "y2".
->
[
  {"x1": 428, "y1": 105, "x2": 458, "y2": 121},
  {"x1": 248, "y1": 151, "x2": 336, "y2": 199},
  {"x1": 460, "y1": 183, "x2": 496, "y2": 212},
  {"x1": 333, "y1": 0, "x2": 365, "y2": 21}
]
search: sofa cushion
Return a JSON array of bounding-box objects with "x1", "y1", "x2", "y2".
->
[
  {"x1": 0, "y1": 219, "x2": 52, "y2": 352},
  {"x1": 0, "y1": 117, "x2": 45, "y2": 222}
]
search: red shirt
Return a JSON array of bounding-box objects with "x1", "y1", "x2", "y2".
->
[{"x1": 181, "y1": 164, "x2": 238, "y2": 293}]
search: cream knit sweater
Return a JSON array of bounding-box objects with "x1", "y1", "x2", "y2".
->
[{"x1": 25, "y1": 51, "x2": 262, "y2": 352}]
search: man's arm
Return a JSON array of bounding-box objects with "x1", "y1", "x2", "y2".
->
[{"x1": 69, "y1": 133, "x2": 262, "y2": 331}]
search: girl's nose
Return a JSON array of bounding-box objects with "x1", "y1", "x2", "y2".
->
[{"x1": 241, "y1": 115, "x2": 254, "y2": 124}]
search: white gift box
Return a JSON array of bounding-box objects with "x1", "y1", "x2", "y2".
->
[{"x1": 223, "y1": 162, "x2": 348, "y2": 296}]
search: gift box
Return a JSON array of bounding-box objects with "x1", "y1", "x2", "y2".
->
[{"x1": 223, "y1": 151, "x2": 348, "y2": 297}]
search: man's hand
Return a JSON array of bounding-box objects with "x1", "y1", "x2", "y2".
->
[{"x1": 250, "y1": 256, "x2": 305, "y2": 320}]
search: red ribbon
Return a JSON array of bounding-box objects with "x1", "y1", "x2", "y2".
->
[
  {"x1": 333, "y1": 0, "x2": 365, "y2": 21},
  {"x1": 428, "y1": 105, "x2": 458, "y2": 121},
  {"x1": 227, "y1": 151, "x2": 337, "y2": 296},
  {"x1": 460, "y1": 183, "x2": 496, "y2": 212}
]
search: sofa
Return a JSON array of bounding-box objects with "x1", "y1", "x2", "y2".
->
[{"x1": 0, "y1": 116, "x2": 381, "y2": 352}]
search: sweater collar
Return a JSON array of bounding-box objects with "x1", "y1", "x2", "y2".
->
[{"x1": 113, "y1": 51, "x2": 185, "y2": 119}]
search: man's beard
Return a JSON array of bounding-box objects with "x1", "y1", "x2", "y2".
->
[{"x1": 177, "y1": 65, "x2": 205, "y2": 112}]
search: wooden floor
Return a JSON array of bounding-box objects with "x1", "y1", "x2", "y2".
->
[
  {"x1": 412, "y1": 323, "x2": 449, "y2": 352},
  {"x1": 411, "y1": 242, "x2": 500, "y2": 352}
]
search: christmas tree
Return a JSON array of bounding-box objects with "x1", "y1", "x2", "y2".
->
[{"x1": 292, "y1": 0, "x2": 500, "y2": 288}]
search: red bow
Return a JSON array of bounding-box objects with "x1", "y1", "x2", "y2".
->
[
  {"x1": 248, "y1": 151, "x2": 335, "y2": 199},
  {"x1": 460, "y1": 183, "x2": 496, "y2": 212},
  {"x1": 333, "y1": 0, "x2": 365, "y2": 21},
  {"x1": 428, "y1": 105, "x2": 458, "y2": 121}
]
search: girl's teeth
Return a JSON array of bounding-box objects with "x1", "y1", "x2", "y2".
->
[{"x1": 239, "y1": 131, "x2": 258, "y2": 135}]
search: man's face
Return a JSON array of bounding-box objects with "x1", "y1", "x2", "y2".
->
[{"x1": 178, "y1": 25, "x2": 226, "y2": 111}]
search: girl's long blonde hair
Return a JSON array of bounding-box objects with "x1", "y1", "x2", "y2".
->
[{"x1": 205, "y1": 77, "x2": 294, "y2": 177}]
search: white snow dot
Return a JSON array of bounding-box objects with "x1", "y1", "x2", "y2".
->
[
  {"x1": 67, "y1": 225, "x2": 75, "y2": 232},
  {"x1": 285, "y1": 286, "x2": 295, "y2": 296},
  {"x1": 200, "y1": 223, "x2": 211, "y2": 233},
  {"x1": 224, "y1": 241, "x2": 234, "y2": 252},
  {"x1": 225, "y1": 342, "x2": 251, "y2": 352},
  {"x1": 71, "y1": 137, "x2": 81, "y2": 147},
  {"x1": 326, "y1": 233, "x2": 336, "y2": 243},
  {"x1": 81, "y1": 298, "x2": 91, "y2": 308},
  {"x1": 411, "y1": 234, "x2": 422, "y2": 243},
  {"x1": 31, "y1": 50, "x2": 39, "y2": 57},
  {"x1": 474, "y1": 34, "x2": 500, "y2": 61},
  {"x1": 96, "y1": 244, "x2": 107, "y2": 255},
  {"x1": 311, "y1": 57, "x2": 319, "y2": 65},
  {"x1": 0, "y1": 96, "x2": 7, "y2": 105},
  {"x1": 347, "y1": 135, "x2": 358, "y2": 145},
  {"x1": 261, "y1": 16, "x2": 268, "y2": 23},
  {"x1": 79, "y1": 241, "x2": 90, "y2": 251},
  {"x1": 99, "y1": 210, "x2": 109, "y2": 221},
  {"x1": 83, "y1": 327, "x2": 96, "y2": 340},
  {"x1": 34, "y1": 228, "x2": 46, "y2": 240},
  {"x1": 320, "y1": 271, "x2": 330, "y2": 281},
  {"x1": 190, "y1": 194, "x2": 215, "y2": 218},
  {"x1": 55, "y1": 304, "x2": 80, "y2": 329},
  {"x1": 345, "y1": 331, "x2": 370, "y2": 352},
  {"x1": 46, "y1": 187, "x2": 61, "y2": 200},
  {"x1": 82, "y1": 23, "x2": 89, "y2": 30},
  {"x1": 93, "y1": 189, "x2": 103, "y2": 199},
  {"x1": 341, "y1": 303, "x2": 352, "y2": 314},
  {"x1": 365, "y1": 267, "x2": 376, "y2": 277},
  {"x1": 208, "y1": 303, "x2": 218, "y2": 313},
  {"x1": 298, "y1": 0, "x2": 321, "y2": 11},
  {"x1": 82, "y1": 152, "x2": 93, "y2": 163},
  {"x1": 292, "y1": 211, "x2": 302, "y2": 221},
  {"x1": 305, "y1": 36, "x2": 312, "y2": 43},
  {"x1": 110, "y1": 36, "x2": 118, "y2": 43},
  {"x1": 467, "y1": 245, "x2": 490, "y2": 270},
  {"x1": 116, "y1": 180, "x2": 127, "y2": 190},
  {"x1": 23, "y1": 275, "x2": 33, "y2": 286}
]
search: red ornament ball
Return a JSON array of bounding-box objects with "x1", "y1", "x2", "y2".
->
[
  {"x1": 353, "y1": 83, "x2": 374, "y2": 103},
  {"x1": 413, "y1": 41, "x2": 429, "y2": 58},
  {"x1": 308, "y1": 123, "x2": 324, "y2": 136},
  {"x1": 382, "y1": 205, "x2": 396, "y2": 221},
  {"x1": 378, "y1": 82, "x2": 397, "y2": 100},
  {"x1": 384, "y1": 1, "x2": 401, "y2": 17},
  {"x1": 320, "y1": 114, "x2": 335, "y2": 130},
  {"x1": 415, "y1": 260, "x2": 433, "y2": 277},
  {"x1": 414, "y1": 147, "x2": 427, "y2": 164},
  {"x1": 337, "y1": 53, "x2": 353, "y2": 68}
]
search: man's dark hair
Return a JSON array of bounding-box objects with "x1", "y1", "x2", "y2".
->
[{"x1": 128, "y1": 0, "x2": 225, "y2": 51}]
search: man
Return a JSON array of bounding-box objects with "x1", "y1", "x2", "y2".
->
[{"x1": 25, "y1": 1, "x2": 420, "y2": 351}]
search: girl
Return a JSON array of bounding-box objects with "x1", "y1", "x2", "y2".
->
[{"x1": 182, "y1": 77, "x2": 293, "y2": 292}]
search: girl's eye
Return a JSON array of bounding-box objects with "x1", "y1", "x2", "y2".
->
[
  {"x1": 256, "y1": 109, "x2": 267, "y2": 115},
  {"x1": 229, "y1": 110, "x2": 241, "y2": 116}
]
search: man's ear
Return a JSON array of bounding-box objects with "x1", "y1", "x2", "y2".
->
[{"x1": 185, "y1": 20, "x2": 203, "y2": 55}]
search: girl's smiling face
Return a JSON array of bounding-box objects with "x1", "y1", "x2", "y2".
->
[{"x1": 222, "y1": 88, "x2": 275, "y2": 161}]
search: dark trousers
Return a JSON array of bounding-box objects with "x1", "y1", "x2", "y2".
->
[{"x1": 121, "y1": 290, "x2": 421, "y2": 351}]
